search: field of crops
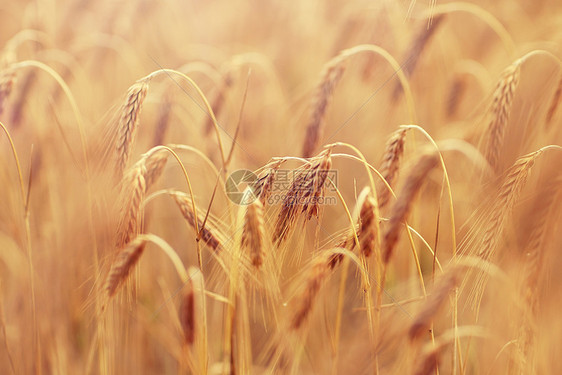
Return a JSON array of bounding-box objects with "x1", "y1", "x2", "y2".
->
[{"x1": 1, "y1": 0, "x2": 562, "y2": 374}]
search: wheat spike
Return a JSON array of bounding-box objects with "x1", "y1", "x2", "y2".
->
[
  {"x1": 0, "y1": 68, "x2": 16, "y2": 116},
  {"x1": 152, "y1": 93, "x2": 172, "y2": 146},
  {"x1": 170, "y1": 192, "x2": 223, "y2": 252},
  {"x1": 359, "y1": 194, "x2": 377, "y2": 257},
  {"x1": 143, "y1": 149, "x2": 168, "y2": 190},
  {"x1": 115, "y1": 160, "x2": 147, "y2": 249},
  {"x1": 546, "y1": 76, "x2": 562, "y2": 124},
  {"x1": 484, "y1": 60, "x2": 521, "y2": 171},
  {"x1": 114, "y1": 149, "x2": 167, "y2": 249},
  {"x1": 241, "y1": 197, "x2": 266, "y2": 267},
  {"x1": 383, "y1": 153, "x2": 438, "y2": 264},
  {"x1": 470, "y1": 150, "x2": 543, "y2": 308},
  {"x1": 256, "y1": 159, "x2": 284, "y2": 207},
  {"x1": 446, "y1": 75, "x2": 467, "y2": 118},
  {"x1": 393, "y1": 15, "x2": 445, "y2": 99},
  {"x1": 115, "y1": 78, "x2": 150, "y2": 179},
  {"x1": 105, "y1": 237, "x2": 147, "y2": 297},
  {"x1": 274, "y1": 148, "x2": 333, "y2": 244},
  {"x1": 291, "y1": 254, "x2": 331, "y2": 330},
  {"x1": 180, "y1": 277, "x2": 196, "y2": 345},
  {"x1": 377, "y1": 128, "x2": 408, "y2": 209},
  {"x1": 409, "y1": 271, "x2": 458, "y2": 340},
  {"x1": 477, "y1": 151, "x2": 539, "y2": 262},
  {"x1": 302, "y1": 56, "x2": 346, "y2": 158}
]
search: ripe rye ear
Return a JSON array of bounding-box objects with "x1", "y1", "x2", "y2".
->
[
  {"x1": 105, "y1": 237, "x2": 147, "y2": 298},
  {"x1": 302, "y1": 56, "x2": 346, "y2": 158},
  {"x1": 241, "y1": 197, "x2": 266, "y2": 268},
  {"x1": 114, "y1": 78, "x2": 150, "y2": 180},
  {"x1": 383, "y1": 152, "x2": 439, "y2": 264},
  {"x1": 483, "y1": 60, "x2": 521, "y2": 171},
  {"x1": 377, "y1": 128, "x2": 408, "y2": 209},
  {"x1": 290, "y1": 253, "x2": 331, "y2": 330}
]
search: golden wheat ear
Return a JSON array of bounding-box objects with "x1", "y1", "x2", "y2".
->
[
  {"x1": 377, "y1": 128, "x2": 408, "y2": 209},
  {"x1": 169, "y1": 192, "x2": 224, "y2": 253},
  {"x1": 115, "y1": 160, "x2": 147, "y2": 249},
  {"x1": 392, "y1": 15, "x2": 445, "y2": 100},
  {"x1": 409, "y1": 270, "x2": 458, "y2": 341},
  {"x1": 383, "y1": 152, "x2": 439, "y2": 264},
  {"x1": 241, "y1": 195, "x2": 266, "y2": 268},
  {"x1": 105, "y1": 237, "x2": 147, "y2": 299},
  {"x1": 359, "y1": 194, "x2": 377, "y2": 258},
  {"x1": 0, "y1": 68, "x2": 17, "y2": 116},
  {"x1": 290, "y1": 253, "x2": 332, "y2": 330},
  {"x1": 273, "y1": 147, "x2": 333, "y2": 244},
  {"x1": 114, "y1": 78, "x2": 150, "y2": 180},
  {"x1": 483, "y1": 59, "x2": 521, "y2": 172},
  {"x1": 302, "y1": 55, "x2": 347, "y2": 158},
  {"x1": 114, "y1": 148, "x2": 168, "y2": 249}
]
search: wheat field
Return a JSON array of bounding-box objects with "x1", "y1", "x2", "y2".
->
[{"x1": 1, "y1": 0, "x2": 562, "y2": 374}]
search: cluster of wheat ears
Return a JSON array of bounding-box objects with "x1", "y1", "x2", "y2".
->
[{"x1": 1, "y1": 0, "x2": 562, "y2": 374}]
